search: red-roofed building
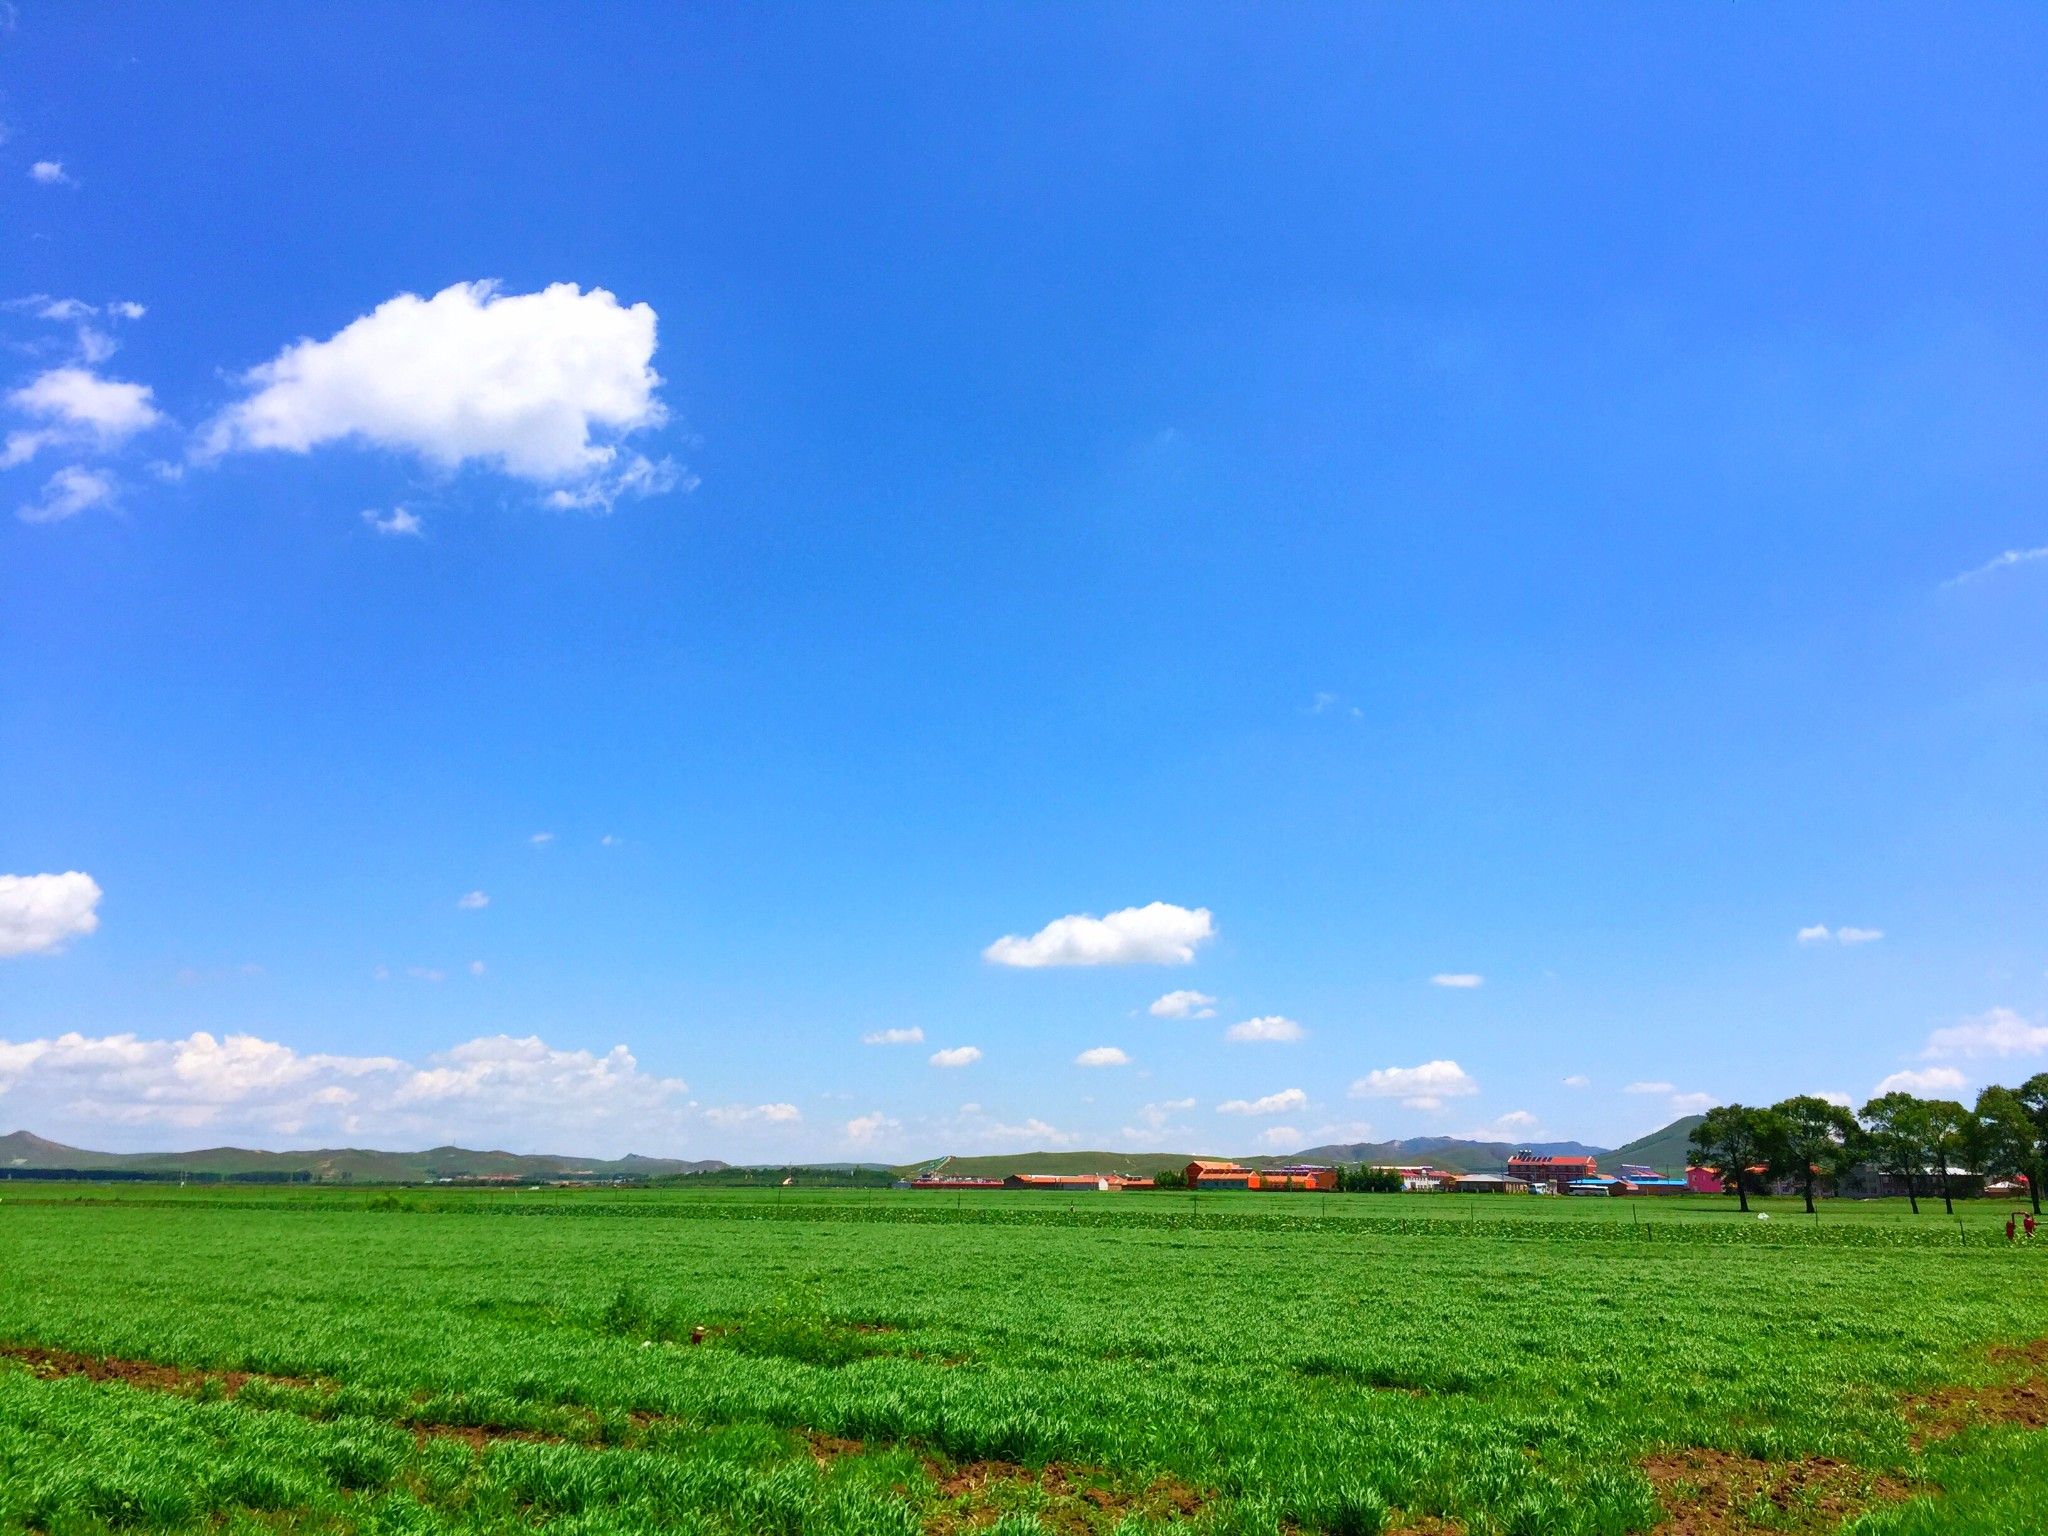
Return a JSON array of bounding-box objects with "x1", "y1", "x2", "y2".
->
[
  {"x1": 1185, "y1": 1159, "x2": 1254, "y2": 1189},
  {"x1": 1506, "y1": 1152, "x2": 1598, "y2": 1193}
]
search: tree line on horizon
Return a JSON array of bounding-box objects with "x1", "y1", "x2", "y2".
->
[{"x1": 1688, "y1": 1077, "x2": 2048, "y2": 1216}]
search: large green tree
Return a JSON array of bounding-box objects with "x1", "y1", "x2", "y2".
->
[
  {"x1": 1688, "y1": 1104, "x2": 1771, "y2": 1213},
  {"x1": 1765, "y1": 1095, "x2": 1861, "y2": 1214},
  {"x1": 1974, "y1": 1085, "x2": 2041, "y2": 1213},
  {"x1": 1921, "y1": 1099, "x2": 1976, "y2": 1216},
  {"x1": 2015, "y1": 1073, "x2": 2048, "y2": 1214},
  {"x1": 1860, "y1": 1092, "x2": 1933, "y2": 1214}
]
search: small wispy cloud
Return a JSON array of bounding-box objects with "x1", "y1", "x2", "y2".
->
[
  {"x1": 362, "y1": 507, "x2": 422, "y2": 537},
  {"x1": 929, "y1": 1045, "x2": 982, "y2": 1069},
  {"x1": 29, "y1": 160, "x2": 73, "y2": 186},
  {"x1": 1074, "y1": 1046, "x2": 1130, "y2": 1068},
  {"x1": 1873, "y1": 1066, "x2": 1965, "y2": 1096},
  {"x1": 1798, "y1": 924, "x2": 1882, "y2": 947},
  {"x1": 1225, "y1": 1015, "x2": 1303, "y2": 1043},
  {"x1": 1430, "y1": 973, "x2": 1483, "y2": 989},
  {"x1": 1945, "y1": 545, "x2": 2048, "y2": 588},
  {"x1": 1217, "y1": 1087, "x2": 1308, "y2": 1117},
  {"x1": 862, "y1": 1027, "x2": 924, "y2": 1046},
  {"x1": 456, "y1": 890, "x2": 489, "y2": 910},
  {"x1": 1149, "y1": 989, "x2": 1216, "y2": 1019}
]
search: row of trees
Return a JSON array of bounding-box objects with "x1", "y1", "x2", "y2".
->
[{"x1": 1688, "y1": 1077, "x2": 2048, "y2": 1215}]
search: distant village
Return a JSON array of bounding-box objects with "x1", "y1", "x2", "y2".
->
[{"x1": 903, "y1": 1151, "x2": 2032, "y2": 1200}]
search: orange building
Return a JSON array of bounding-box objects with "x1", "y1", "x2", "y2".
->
[
  {"x1": 1505, "y1": 1152, "x2": 1598, "y2": 1193},
  {"x1": 1248, "y1": 1165, "x2": 1338, "y2": 1191},
  {"x1": 1185, "y1": 1159, "x2": 1254, "y2": 1189}
]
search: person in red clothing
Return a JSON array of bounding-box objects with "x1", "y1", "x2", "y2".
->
[
  {"x1": 2008, "y1": 1214, "x2": 2018, "y2": 1243},
  {"x1": 2027, "y1": 1212, "x2": 2038, "y2": 1240}
]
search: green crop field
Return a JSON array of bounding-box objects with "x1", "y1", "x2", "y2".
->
[{"x1": 2, "y1": 1186, "x2": 2046, "y2": 1536}]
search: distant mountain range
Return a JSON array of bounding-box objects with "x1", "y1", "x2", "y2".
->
[
  {"x1": 0, "y1": 1131, "x2": 726, "y2": 1184},
  {"x1": 0, "y1": 1118, "x2": 1704, "y2": 1184}
]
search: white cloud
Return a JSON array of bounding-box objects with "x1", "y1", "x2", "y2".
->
[
  {"x1": 844, "y1": 1110, "x2": 899, "y2": 1146},
  {"x1": 1074, "y1": 1046, "x2": 1130, "y2": 1068},
  {"x1": 1873, "y1": 1065, "x2": 1967, "y2": 1096},
  {"x1": 407, "y1": 967, "x2": 446, "y2": 983},
  {"x1": 110, "y1": 301, "x2": 146, "y2": 321},
  {"x1": 862, "y1": 1027, "x2": 925, "y2": 1046},
  {"x1": 1217, "y1": 1087, "x2": 1308, "y2": 1116},
  {"x1": 1561, "y1": 1074, "x2": 1591, "y2": 1089},
  {"x1": 1626, "y1": 1081, "x2": 1676, "y2": 1095},
  {"x1": 1922, "y1": 1006, "x2": 2048, "y2": 1060},
  {"x1": 1430, "y1": 973, "x2": 1483, "y2": 989},
  {"x1": 4, "y1": 367, "x2": 164, "y2": 466},
  {"x1": 1149, "y1": 989, "x2": 1217, "y2": 1019},
  {"x1": 468, "y1": 960, "x2": 486, "y2": 978},
  {"x1": 1816, "y1": 1091, "x2": 1854, "y2": 1108},
  {"x1": 29, "y1": 160, "x2": 71, "y2": 186},
  {"x1": 704, "y1": 1102, "x2": 801, "y2": 1127},
  {"x1": 456, "y1": 890, "x2": 489, "y2": 910},
  {"x1": 18, "y1": 465, "x2": 116, "y2": 524},
  {"x1": 0, "y1": 1030, "x2": 690, "y2": 1153},
  {"x1": 0, "y1": 872, "x2": 103, "y2": 957},
  {"x1": 984, "y1": 901, "x2": 1215, "y2": 968},
  {"x1": 529, "y1": 832, "x2": 554, "y2": 846},
  {"x1": 1797, "y1": 924, "x2": 1882, "y2": 948},
  {"x1": 929, "y1": 1045, "x2": 982, "y2": 1069},
  {"x1": 1669, "y1": 1092, "x2": 1715, "y2": 1113},
  {"x1": 1458, "y1": 1109, "x2": 1540, "y2": 1139},
  {"x1": 953, "y1": 1109, "x2": 1074, "y2": 1148},
  {"x1": 1348, "y1": 1060, "x2": 1479, "y2": 1110},
  {"x1": 1258, "y1": 1125, "x2": 1303, "y2": 1148},
  {"x1": 1225, "y1": 1015, "x2": 1303, "y2": 1043},
  {"x1": 362, "y1": 507, "x2": 422, "y2": 537},
  {"x1": 600, "y1": 834, "x2": 623, "y2": 847},
  {"x1": 1946, "y1": 545, "x2": 2048, "y2": 587},
  {"x1": 1126, "y1": 1096, "x2": 1198, "y2": 1137},
  {"x1": 202, "y1": 280, "x2": 680, "y2": 509}
]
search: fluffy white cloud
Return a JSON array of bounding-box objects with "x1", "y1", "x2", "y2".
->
[
  {"x1": 468, "y1": 960, "x2": 486, "y2": 978},
  {"x1": 1217, "y1": 1087, "x2": 1308, "y2": 1116},
  {"x1": 0, "y1": 1030, "x2": 690, "y2": 1153},
  {"x1": 529, "y1": 832, "x2": 555, "y2": 845},
  {"x1": 29, "y1": 161, "x2": 72, "y2": 186},
  {"x1": 1149, "y1": 989, "x2": 1217, "y2": 1019},
  {"x1": 1815, "y1": 1091, "x2": 1854, "y2": 1108},
  {"x1": 1125, "y1": 1097, "x2": 1197, "y2": 1138},
  {"x1": 18, "y1": 465, "x2": 116, "y2": 524},
  {"x1": 4, "y1": 367, "x2": 164, "y2": 467},
  {"x1": 983, "y1": 902, "x2": 1214, "y2": 968},
  {"x1": 1561, "y1": 1074, "x2": 1591, "y2": 1089},
  {"x1": 703, "y1": 1102, "x2": 801, "y2": 1127},
  {"x1": 1430, "y1": 973, "x2": 1483, "y2": 988},
  {"x1": 1922, "y1": 1007, "x2": 2048, "y2": 1060},
  {"x1": 1348, "y1": 1060, "x2": 1478, "y2": 1110},
  {"x1": 929, "y1": 1045, "x2": 982, "y2": 1069},
  {"x1": 202, "y1": 281, "x2": 681, "y2": 508},
  {"x1": 1669, "y1": 1092, "x2": 1715, "y2": 1113},
  {"x1": 1626, "y1": 1081, "x2": 1676, "y2": 1095},
  {"x1": 1796, "y1": 925, "x2": 1832, "y2": 945},
  {"x1": 1074, "y1": 1046, "x2": 1130, "y2": 1068},
  {"x1": 1873, "y1": 1066, "x2": 1967, "y2": 1096},
  {"x1": 0, "y1": 872, "x2": 103, "y2": 957},
  {"x1": 952, "y1": 1109, "x2": 1074, "y2": 1148},
  {"x1": 844, "y1": 1110, "x2": 899, "y2": 1146},
  {"x1": 862, "y1": 1027, "x2": 924, "y2": 1046},
  {"x1": 456, "y1": 890, "x2": 489, "y2": 910},
  {"x1": 1458, "y1": 1109, "x2": 1539, "y2": 1139},
  {"x1": 1258, "y1": 1125, "x2": 1303, "y2": 1149},
  {"x1": 1225, "y1": 1015, "x2": 1303, "y2": 1043},
  {"x1": 362, "y1": 507, "x2": 422, "y2": 537}
]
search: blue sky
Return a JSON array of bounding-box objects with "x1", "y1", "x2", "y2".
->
[{"x1": 4, "y1": 6, "x2": 2048, "y2": 1161}]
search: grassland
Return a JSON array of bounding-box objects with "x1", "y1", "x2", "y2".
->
[{"x1": 1, "y1": 1186, "x2": 2045, "y2": 1535}]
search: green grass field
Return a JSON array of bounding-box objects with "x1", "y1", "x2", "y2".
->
[{"x1": 2, "y1": 1185, "x2": 2045, "y2": 1535}]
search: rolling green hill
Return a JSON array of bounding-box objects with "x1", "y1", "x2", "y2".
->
[
  {"x1": 1602, "y1": 1115, "x2": 1704, "y2": 1175},
  {"x1": 0, "y1": 1131, "x2": 725, "y2": 1184}
]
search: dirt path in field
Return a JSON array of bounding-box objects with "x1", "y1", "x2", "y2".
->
[
  {"x1": 1904, "y1": 1336, "x2": 2048, "y2": 1443},
  {"x1": 1641, "y1": 1447, "x2": 1912, "y2": 1534}
]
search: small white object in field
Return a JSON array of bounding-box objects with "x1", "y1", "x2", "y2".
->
[{"x1": 1757, "y1": 1212, "x2": 1770, "y2": 1221}]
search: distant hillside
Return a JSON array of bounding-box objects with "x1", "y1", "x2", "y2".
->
[
  {"x1": 0, "y1": 1131, "x2": 727, "y2": 1184},
  {"x1": 901, "y1": 1136, "x2": 1618, "y2": 1180},
  {"x1": 1286, "y1": 1136, "x2": 1611, "y2": 1174},
  {"x1": 1603, "y1": 1115, "x2": 1704, "y2": 1175}
]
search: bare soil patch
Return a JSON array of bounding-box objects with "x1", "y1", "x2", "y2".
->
[
  {"x1": 923, "y1": 1458, "x2": 1205, "y2": 1535},
  {"x1": 1641, "y1": 1448, "x2": 1910, "y2": 1535},
  {"x1": 1905, "y1": 1336, "x2": 2048, "y2": 1443}
]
